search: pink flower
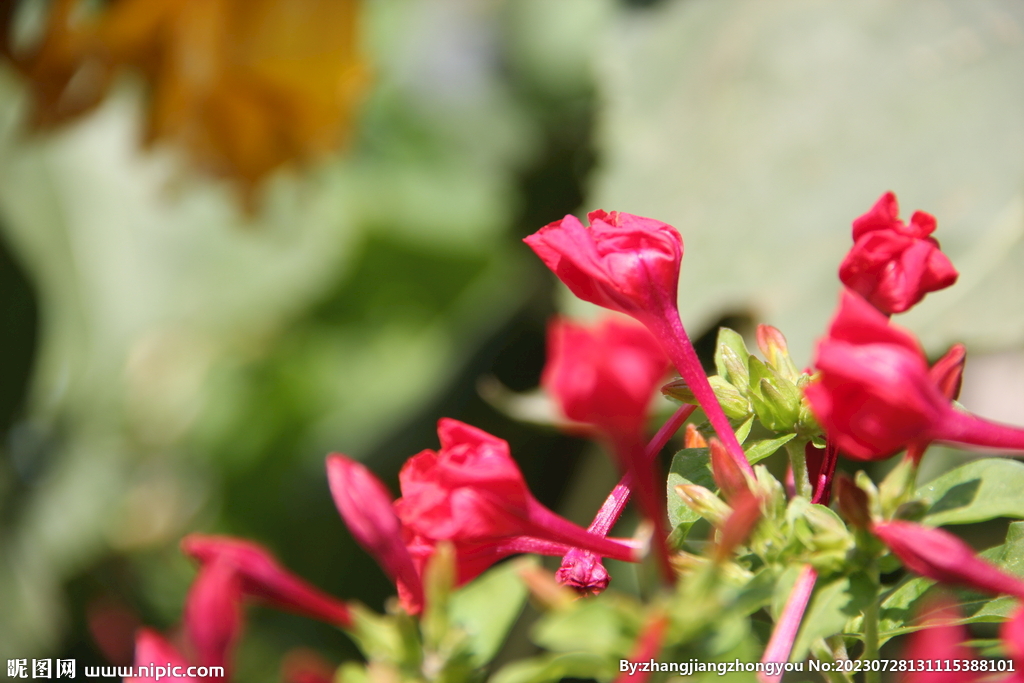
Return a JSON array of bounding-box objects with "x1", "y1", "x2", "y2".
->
[
  {"x1": 127, "y1": 558, "x2": 241, "y2": 682},
  {"x1": 524, "y1": 211, "x2": 682, "y2": 321},
  {"x1": 326, "y1": 455, "x2": 425, "y2": 613},
  {"x1": 524, "y1": 211, "x2": 752, "y2": 479},
  {"x1": 839, "y1": 192, "x2": 958, "y2": 315},
  {"x1": 393, "y1": 419, "x2": 638, "y2": 565},
  {"x1": 542, "y1": 316, "x2": 669, "y2": 440},
  {"x1": 327, "y1": 422, "x2": 641, "y2": 608},
  {"x1": 806, "y1": 291, "x2": 1024, "y2": 459},
  {"x1": 900, "y1": 598, "x2": 979, "y2": 683},
  {"x1": 805, "y1": 290, "x2": 945, "y2": 460},
  {"x1": 872, "y1": 521, "x2": 1024, "y2": 598},
  {"x1": 180, "y1": 535, "x2": 352, "y2": 628}
]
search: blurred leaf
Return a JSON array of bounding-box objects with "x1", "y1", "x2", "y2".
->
[
  {"x1": 530, "y1": 596, "x2": 639, "y2": 655},
  {"x1": 450, "y1": 558, "x2": 533, "y2": 667},
  {"x1": 591, "y1": 0, "x2": 1024, "y2": 361},
  {"x1": 917, "y1": 458, "x2": 1024, "y2": 526},
  {"x1": 876, "y1": 522, "x2": 1024, "y2": 642},
  {"x1": 791, "y1": 572, "x2": 874, "y2": 660},
  {"x1": 490, "y1": 653, "x2": 609, "y2": 683}
]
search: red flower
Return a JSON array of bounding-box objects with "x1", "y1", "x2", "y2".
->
[
  {"x1": 326, "y1": 455, "x2": 425, "y2": 614},
  {"x1": 872, "y1": 521, "x2": 1024, "y2": 598},
  {"x1": 900, "y1": 598, "x2": 979, "y2": 683},
  {"x1": 327, "y1": 422, "x2": 640, "y2": 608},
  {"x1": 393, "y1": 419, "x2": 637, "y2": 564},
  {"x1": 180, "y1": 535, "x2": 352, "y2": 628},
  {"x1": 524, "y1": 211, "x2": 682, "y2": 321},
  {"x1": 805, "y1": 290, "x2": 946, "y2": 459},
  {"x1": 806, "y1": 291, "x2": 1024, "y2": 459},
  {"x1": 127, "y1": 558, "x2": 241, "y2": 682},
  {"x1": 524, "y1": 210, "x2": 752, "y2": 479},
  {"x1": 839, "y1": 192, "x2": 958, "y2": 315},
  {"x1": 542, "y1": 316, "x2": 669, "y2": 441}
]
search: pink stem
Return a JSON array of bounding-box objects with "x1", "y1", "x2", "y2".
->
[
  {"x1": 810, "y1": 441, "x2": 839, "y2": 506},
  {"x1": 646, "y1": 307, "x2": 754, "y2": 476},
  {"x1": 525, "y1": 503, "x2": 639, "y2": 563},
  {"x1": 935, "y1": 408, "x2": 1024, "y2": 452},
  {"x1": 759, "y1": 565, "x2": 817, "y2": 683},
  {"x1": 614, "y1": 434, "x2": 675, "y2": 583},
  {"x1": 588, "y1": 404, "x2": 697, "y2": 536}
]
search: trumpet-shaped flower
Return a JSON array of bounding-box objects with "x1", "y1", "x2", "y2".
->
[
  {"x1": 394, "y1": 419, "x2": 637, "y2": 563},
  {"x1": 806, "y1": 290, "x2": 1024, "y2": 460},
  {"x1": 838, "y1": 192, "x2": 958, "y2": 314},
  {"x1": 127, "y1": 557, "x2": 242, "y2": 682},
  {"x1": 525, "y1": 211, "x2": 751, "y2": 477}
]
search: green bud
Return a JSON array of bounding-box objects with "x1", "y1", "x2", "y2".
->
[
  {"x1": 715, "y1": 327, "x2": 751, "y2": 392},
  {"x1": 674, "y1": 484, "x2": 732, "y2": 526},
  {"x1": 709, "y1": 375, "x2": 753, "y2": 419},
  {"x1": 756, "y1": 325, "x2": 801, "y2": 382}
]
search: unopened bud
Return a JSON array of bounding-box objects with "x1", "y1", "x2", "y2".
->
[
  {"x1": 674, "y1": 484, "x2": 731, "y2": 526},
  {"x1": 714, "y1": 490, "x2": 762, "y2": 563},
  {"x1": 715, "y1": 328, "x2": 751, "y2": 392},
  {"x1": 756, "y1": 324, "x2": 800, "y2": 381},
  {"x1": 930, "y1": 343, "x2": 966, "y2": 401},
  {"x1": 710, "y1": 438, "x2": 751, "y2": 503}
]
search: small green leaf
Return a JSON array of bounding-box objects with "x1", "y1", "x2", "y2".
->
[
  {"x1": 917, "y1": 458, "x2": 1024, "y2": 526},
  {"x1": 450, "y1": 558, "x2": 533, "y2": 666},
  {"x1": 530, "y1": 597, "x2": 638, "y2": 655},
  {"x1": 744, "y1": 433, "x2": 796, "y2": 464},
  {"x1": 667, "y1": 447, "x2": 714, "y2": 528},
  {"x1": 735, "y1": 415, "x2": 754, "y2": 444}
]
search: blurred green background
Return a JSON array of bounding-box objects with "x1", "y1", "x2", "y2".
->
[{"x1": 2, "y1": 0, "x2": 1024, "y2": 679}]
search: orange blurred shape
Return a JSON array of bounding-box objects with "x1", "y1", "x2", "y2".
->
[
  {"x1": 281, "y1": 648, "x2": 336, "y2": 683},
  {"x1": 3, "y1": 0, "x2": 368, "y2": 200}
]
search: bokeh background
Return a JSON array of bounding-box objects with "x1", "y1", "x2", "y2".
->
[{"x1": 3, "y1": 0, "x2": 1024, "y2": 679}]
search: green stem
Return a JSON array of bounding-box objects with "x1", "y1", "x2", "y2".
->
[
  {"x1": 862, "y1": 565, "x2": 881, "y2": 683},
  {"x1": 810, "y1": 638, "x2": 853, "y2": 683},
  {"x1": 786, "y1": 440, "x2": 812, "y2": 499}
]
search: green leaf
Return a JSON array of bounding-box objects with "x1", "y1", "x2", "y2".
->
[
  {"x1": 792, "y1": 572, "x2": 875, "y2": 660},
  {"x1": 876, "y1": 522, "x2": 1024, "y2": 641},
  {"x1": 744, "y1": 433, "x2": 796, "y2": 465},
  {"x1": 917, "y1": 458, "x2": 1024, "y2": 526},
  {"x1": 530, "y1": 597, "x2": 638, "y2": 655},
  {"x1": 667, "y1": 447, "x2": 714, "y2": 528},
  {"x1": 450, "y1": 558, "x2": 533, "y2": 666},
  {"x1": 490, "y1": 653, "x2": 609, "y2": 683}
]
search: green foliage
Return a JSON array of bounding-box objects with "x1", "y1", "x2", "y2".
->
[{"x1": 917, "y1": 459, "x2": 1024, "y2": 526}]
